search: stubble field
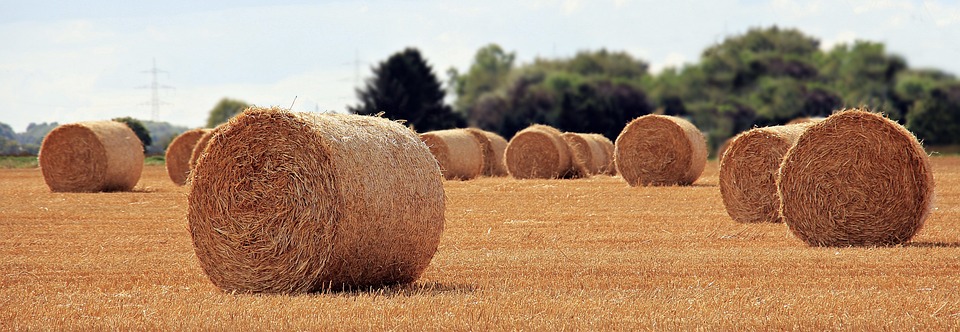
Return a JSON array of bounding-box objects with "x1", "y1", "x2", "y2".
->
[{"x1": 2, "y1": 157, "x2": 960, "y2": 330}]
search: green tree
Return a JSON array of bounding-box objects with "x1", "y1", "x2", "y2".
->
[
  {"x1": 112, "y1": 117, "x2": 152, "y2": 153},
  {"x1": 906, "y1": 84, "x2": 960, "y2": 145},
  {"x1": 449, "y1": 44, "x2": 516, "y2": 115},
  {"x1": 817, "y1": 41, "x2": 907, "y2": 118},
  {"x1": 205, "y1": 98, "x2": 251, "y2": 128},
  {"x1": 350, "y1": 48, "x2": 464, "y2": 131}
]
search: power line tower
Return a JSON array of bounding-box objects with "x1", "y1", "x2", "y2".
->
[{"x1": 139, "y1": 58, "x2": 173, "y2": 122}]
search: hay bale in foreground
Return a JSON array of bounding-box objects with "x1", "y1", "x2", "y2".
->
[
  {"x1": 38, "y1": 121, "x2": 144, "y2": 192},
  {"x1": 505, "y1": 124, "x2": 573, "y2": 179},
  {"x1": 420, "y1": 129, "x2": 484, "y2": 180},
  {"x1": 464, "y1": 128, "x2": 508, "y2": 177},
  {"x1": 188, "y1": 107, "x2": 445, "y2": 293},
  {"x1": 615, "y1": 115, "x2": 707, "y2": 186},
  {"x1": 778, "y1": 109, "x2": 934, "y2": 246},
  {"x1": 562, "y1": 132, "x2": 607, "y2": 178},
  {"x1": 188, "y1": 129, "x2": 215, "y2": 171},
  {"x1": 586, "y1": 134, "x2": 616, "y2": 175},
  {"x1": 165, "y1": 128, "x2": 210, "y2": 186},
  {"x1": 719, "y1": 123, "x2": 813, "y2": 223}
]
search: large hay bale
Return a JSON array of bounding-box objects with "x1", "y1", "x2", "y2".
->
[
  {"x1": 38, "y1": 121, "x2": 144, "y2": 192},
  {"x1": 562, "y1": 132, "x2": 606, "y2": 178},
  {"x1": 420, "y1": 129, "x2": 484, "y2": 180},
  {"x1": 719, "y1": 123, "x2": 813, "y2": 223},
  {"x1": 164, "y1": 128, "x2": 211, "y2": 186},
  {"x1": 188, "y1": 107, "x2": 445, "y2": 293},
  {"x1": 504, "y1": 124, "x2": 573, "y2": 179},
  {"x1": 464, "y1": 128, "x2": 508, "y2": 177},
  {"x1": 188, "y1": 129, "x2": 215, "y2": 171},
  {"x1": 585, "y1": 133, "x2": 616, "y2": 175},
  {"x1": 778, "y1": 109, "x2": 935, "y2": 246},
  {"x1": 614, "y1": 115, "x2": 707, "y2": 186}
]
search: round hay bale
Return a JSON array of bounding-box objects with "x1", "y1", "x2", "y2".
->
[
  {"x1": 786, "y1": 116, "x2": 825, "y2": 125},
  {"x1": 614, "y1": 115, "x2": 707, "y2": 186},
  {"x1": 420, "y1": 129, "x2": 484, "y2": 180},
  {"x1": 464, "y1": 128, "x2": 508, "y2": 177},
  {"x1": 716, "y1": 137, "x2": 733, "y2": 162},
  {"x1": 719, "y1": 123, "x2": 813, "y2": 223},
  {"x1": 188, "y1": 107, "x2": 445, "y2": 293},
  {"x1": 504, "y1": 124, "x2": 573, "y2": 179},
  {"x1": 585, "y1": 133, "x2": 616, "y2": 175},
  {"x1": 38, "y1": 121, "x2": 144, "y2": 192},
  {"x1": 188, "y1": 129, "x2": 215, "y2": 171},
  {"x1": 778, "y1": 109, "x2": 935, "y2": 247},
  {"x1": 164, "y1": 128, "x2": 211, "y2": 186},
  {"x1": 562, "y1": 132, "x2": 606, "y2": 178}
]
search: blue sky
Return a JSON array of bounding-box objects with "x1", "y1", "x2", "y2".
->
[{"x1": 1, "y1": 0, "x2": 959, "y2": 131}]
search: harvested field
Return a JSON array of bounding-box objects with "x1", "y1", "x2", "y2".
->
[{"x1": 2, "y1": 157, "x2": 960, "y2": 330}]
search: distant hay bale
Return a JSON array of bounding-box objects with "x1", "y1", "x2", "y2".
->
[
  {"x1": 164, "y1": 128, "x2": 210, "y2": 186},
  {"x1": 188, "y1": 129, "x2": 215, "y2": 171},
  {"x1": 188, "y1": 107, "x2": 445, "y2": 293},
  {"x1": 38, "y1": 121, "x2": 144, "y2": 192},
  {"x1": 464, "y1": 128, "x2": 508, "y2": 177},
  {"x1": 716, "y1": 137, "x2": 733, "y2": 162},
  {"x1": 614, "y1": 115, "x2": 707, "y2": 186},
  {"x1": 719, "y1": 123, "x2": 813, "y2": 223},
  {"x1": 778, "y1": 109, "x2": 935, "y2": 246},
  {"x1": 561, "y1": 132, "x2": 606, "y2": 178},
  {"x1": 420, "y1": 129, "x2": 484, "y2": 180},
  {"x1": 504, "y1": 124, "x2": 573, "y2": 179},
  {"x1": 585, "y1": 134, "x2": 616, "y2": 175}
]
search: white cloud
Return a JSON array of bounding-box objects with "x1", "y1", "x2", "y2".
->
[
  {"x1": 650, "y1": 52, "x2": 689, "y2": 74},
  {"x1": 820, "y1": 31, "x2": 858, "y2": 51},
  {"x1": 851, "y1": 0, "x2": 914, "y2": 14},
  {"x1": 563, "y1": 0, "x2": 582, "y2": 15}
]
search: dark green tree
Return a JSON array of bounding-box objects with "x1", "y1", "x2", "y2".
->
[
  {"x1": 350, "y1": 48, "x2": 464, "y2": 132},
  {"x1": 906, "y1": 84, "x2": 960, "y2": 145},
  {"x1": 449, "y1": 44, "x2": 516, "y2": 115},
  {"x1": 112, "y1": 117, "x2": 152, "y2": 153},
  {"x1": 205, "y1": 98, "x2": 250, "y2": 128}
]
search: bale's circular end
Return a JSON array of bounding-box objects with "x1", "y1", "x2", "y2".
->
[
  {"x1": 464, "y1": 128, "x2": 508, "y2": 177},
  {"x1": 188, "y1": 129, "x2": 215, "y2": 171},
  {"x1": 188, "y1": 107, "x2": 445, "y2": 293},
  {"x1": 420, "y1": 129, "x2": 484, "y2": 180},
  {"x1": 778, "y1": 109, "x2": 934, "y2": 246},
  {"x1": 719, "y1": 124, "x2": 810, "y2": 223},
  {"x1": 505, "y1": 125, "x2": 572, "y2": 179},
  {"x1": 614, "y1": 115, "x2": 707, "y2": 186},
  {"x1": 165, "y1": 128, "x2": 210, "y2": 186},
  {"x1": 39, "y1": 121, "x2": 144, "y2": 192},
  {"x1": 562, "y1": 132, "x2": 606, "y2": 178},
  {"x1": 585, "y1": 134, "x2": 616, "y2": 175}
]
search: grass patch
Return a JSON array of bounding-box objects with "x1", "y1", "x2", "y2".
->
[
  {"x1": 145, "y1": 156, "x2": 165, "y2": 166},
  {"x1": 0, "y1": 156, "x2": 38, "y2": 169}
]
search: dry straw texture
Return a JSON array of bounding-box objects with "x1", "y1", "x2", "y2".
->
[
  {"x1": 586, "y1": 133, "x2": 616, "y2": 175},
  {"x1": 420, "y1": 129, "x2": 484, "y2": 180},
  {"x1": 786, "y1": 116, "x2": 825, "y2": 125},
  {"x1": 164, "y1": 128, "x2": 210, "y2": 186},
  {"x1": 188, "y1": 129, "x2": 215, "y2": 171},
  {"x1": 778, "y1": 109, "x2": 935, "y2": 246},
  {"x1": 464, "y1": 128, "x2": 508, "y2": 177},
  {"x1": 38, "y1": 121, "x2": 144, "y2": 192},
  {"x1": 505, "y1": 124, "x2": 573, "y2": 179},
  {"x1": 188, "y1": 107, "x2": 445, "y2": 293},
  {"x1": 562, "y1": 133, "x2": 607, "y2": 178},
  {"x1": 615, "y1": 115, "x2": 707, "y2": 186},
  {"x1": 719, "y1": 123, "x2": 813, "y2": 223}
]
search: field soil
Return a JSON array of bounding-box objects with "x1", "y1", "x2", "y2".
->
[{"x1": 2, "y1": 158, "x2": 960, "y2": 330}]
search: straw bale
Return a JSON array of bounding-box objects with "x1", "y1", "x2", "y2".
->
[
  {"x1": 504, "y1": 124, "x2": 573, "y2": 179},
  {"x1": 38, "y1": 121, "x2": 144, "y2": 192},
  {"x1": 464, "y1": 128, "x2": 508, "y2": 176},
  {"x1": 420, "y1": 129, "x2": 484, "y2": 180},
  {"x1": 585, "y1": 133, "x2": 616, "y2": 175},
  {"x1": 562, "y1": 132, "x2": 606, "y2": 178},
  {"x1": 165, "y1": 128, "x2": 210, "y2": 186},
  {"x1": 719, "y1": 123, "x2": 813, "y2": 223},
  {"x1": 614, "y1": 115, "x2": 707, "y2": 186},
  {"x1": 777, "y1": 109, "x2": 934, "y2": 246},
  {"x1": 188, "y1": 106, "x2": 445, "y2": 293},
  {"x1": 189, "y1": 129, "x2": 215, "y2": 171}
]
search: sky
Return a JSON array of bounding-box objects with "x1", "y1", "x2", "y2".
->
[{"x1": 1, "y1": 0, "x2": 959, "y2": 132}]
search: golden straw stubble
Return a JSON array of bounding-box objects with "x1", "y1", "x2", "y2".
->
[
  {"x1": 777, "y1": 110, "x2": 935, "y2": 246},
  {"x1": 188, "y1": 107, "x2": 445, "y2": 293},
  {"x1": 38, "y1": 121, "x2": 144, "y2": 192},
  {"x1": 615, "y1": 115, "x2": 707, "y2": 186},
  {"x1": 719, "y1": 124, "x2": 811, "y2": 223},
  {"x1": 164, "y1": 128, "x2": 210, "y2": 186}
]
